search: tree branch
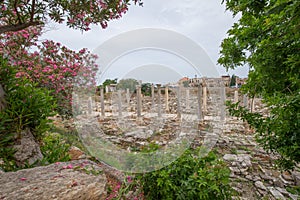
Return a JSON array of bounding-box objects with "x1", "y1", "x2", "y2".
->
[
  {"x1": 14, "y1": 0, "x2": 22, "y2": 24},
  {"x1": 30, "y1": 0, "x2": 36, "y2": 22},
  {"x1": 0, "y1": 21, "x2": 42, "y2": 34}
]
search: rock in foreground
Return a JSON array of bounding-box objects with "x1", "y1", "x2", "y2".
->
[{"x1": 0, "y1": 160, "x2": 106, "y2": 200}]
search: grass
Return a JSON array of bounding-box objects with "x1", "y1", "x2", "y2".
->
[{"x1": 48, "y1": 124, "x2": 89, "y2": 154}]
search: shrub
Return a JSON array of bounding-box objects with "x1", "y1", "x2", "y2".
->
[
  {"x1": 139, "y1": 148, "x2": 232, "y2": 200},
  {"x1": 40, "y1": 132, "x2": 70, "y2": 165},
  {"x1": 0, "y1": 58, "x2": 56, "y2": 136},
  {"x1": 111, "y1": 148, "x2": 232, "y2": 200},
  {"x1": 0, "y1": 57, "x2": 56, "y2": 171}
]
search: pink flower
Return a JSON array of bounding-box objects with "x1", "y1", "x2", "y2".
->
[
  {"x1": 67, "y1": 164, "x2": 73, "y2": 169},
  {"x1": 127, "y1": 176, "x2": 132, "y2": 183},
  {"x1": 20, "y1": 177, "x2": 27, "y2": 181},
  {"x1": 79, "y1": 49, "x2": 86, "y2": 54},
  {"x1": 22, "y1": 33, "x2": 30, "y2": 38},
  {"x1": 68, "y1": 18, "x2": 75, "y2": 24},
  {"x1": 16, "y1": 72, "x2": 22, "y2": 78}
]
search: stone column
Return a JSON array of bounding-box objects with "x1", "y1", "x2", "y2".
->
[
  {"x1": 177, "y1": 86, "x2": 181, "y2": 119},
  {"x1": 197, "y1": 84, "x2": 203, "y2": 121},
  {"x1": 186, "y1": 88, "x2": 190, "y2": 111},
  {"x1": 157, "y1": 84, "x2": 162, "y2": 118},
  {"x1": 100, "y1": 87, "x2": 105, "y2": 117},
  {"x1": 220, "y1": 84, "x2": 226, "y2": 121},
  {"x1": 88, "y1": 96, "x2": 92, "y2": 115},
  {"x1": 126, "y1": 88, "x2": 130, "y2": 104},
  {"x1": 73, "y1": 93, "x2": 80, "y2": 114},
  {"x1": 234, "y1": 90, "x2": 239, "y2": 103},
  {"x1": 165, "y1": 85, "x2": 169, "y2": 112},
  {"x1": 136, "y1": 85, "x2": 142, "y2": 118},
  {"x1": 117, "y1": 90, "x2": 122, "y2": 118},
  {"x1": 151, "y1": 84, "x2": 155, "y2": 108},
  {"x1": 203, "y1": 85, "x2": 207, "y2": 113},
  {"x1": 250, "y1": 97, "x2": 255, "y2": 112}
]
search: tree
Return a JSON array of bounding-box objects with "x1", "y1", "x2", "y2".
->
[
  {"x1": 0, "y1": 0, "x2": 143, "y2": 34},
  {"x1": 0, "y1": 26, "x2": 98, "y2": 117},
  {"x1": 0, "y1": 0, "x2": 144, "y2": 170},
  {"x1": 117, "y1": 78, "x2": 139, "y2": 92},
  {"x1": 219, "y1": 0, "x2": 300, "y2": 169},
  {"x1": 229, "y1": 74, "x2": 236, "y2": 87},
  {"x1": 0, "y1": 0, "x2": 143, "y2": 116},
  {"x1": 141, "y1": 83, "x2": 151, "y2": 96}
]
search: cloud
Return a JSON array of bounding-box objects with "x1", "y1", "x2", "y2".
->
[{"x1": 41, "y1": 0, "x2": 247, "y2": 77}]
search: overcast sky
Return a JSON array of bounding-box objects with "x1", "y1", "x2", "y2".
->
[{"x1": 42, "y1": 0, "x2": 248, "y2": 83}]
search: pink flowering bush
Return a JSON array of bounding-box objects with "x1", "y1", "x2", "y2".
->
[
  {"x1": 106, "y1": 175, "x2": 144, "y2": 200},
  {"x1": 0, "y1": 26, "x2": 98, "y2": 117},
  {"x1": 0, "y1": 0, "x2": 143, "y2": 33}
]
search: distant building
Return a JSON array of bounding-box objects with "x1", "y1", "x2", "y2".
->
[
  {"x1": 179, "y1": 77, "x2": 189, "y2": 83},
  {"x1": 178, "y1": 77, "x2": 190, "y2": 87},
  {"x1": 189, "y1": 77, "x2": 202, "y2": 87},
  {"x1": 221, "y1": 75, "x2": 231, "y2": 87},
  {"x1": 105, "y1": 84, "x2": 117, "y2": 92},
  {"x1": 236, "y1": 77, "x2": 247, "y2": 87}
]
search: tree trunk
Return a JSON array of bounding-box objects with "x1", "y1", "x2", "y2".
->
[
  {"x1": 0, "y1": 21, "x2": 42, "y2": 34},
  {"x1": 0, "y1": 84, "x2": 6, "y2": 111}
]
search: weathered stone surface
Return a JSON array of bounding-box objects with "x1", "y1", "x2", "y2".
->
[
  {"x1": 255, "y1": 181, "x2": 267, "y2": 191},
  {"x1": 68, "y1": 146, "x2": 88, "y2": 160},
  {"x1": 13, "y1": 129, "x2": 43, "y2": 167},
  {"x1": 291, "y1": 171, "x2": 300, "y2": 186},
  {"x1": 273, "y1": 179, "x2": 284, "y2": 188},
  {"x1": 223, "y1": 154, "x2": 237, "y2": 161},
  {"x1": 268, "y1": 187, "x2": 286, "y2": 200},
  {"x1": 282, "y1": 171, "x2": 293, "y2": 181},
  {"x1": 0, "y1": 160, "x2": 107, "y2": 200}
]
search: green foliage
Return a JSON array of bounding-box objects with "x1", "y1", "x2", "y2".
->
[
  {"x1": 101, "y1": 78, "x2": 118, "y2": 92},
  {"x1": 1, "y1": 0, "x2": 143, "y2": 34},
  {"x1": 219, "y1": 0, "x2": 300, "y2": 168},
  {"x1": 0, "y1": 58, "x2": 56, "y2": 137},
  {"x1": 0, "y1": 57, "x2": 56, "y2": 171},
  {"x1": 40, "y1": 132, "x2": 70, "y2": 165},
  {"x1": 141, "y1": 83, "x2": 152, "y2": 96},
  {"x1": 226, "y1": 95, "x2": 300, "y2": 169},
  {"x1": 182, "y1": 80, "x2": 190, "y2": 88},
  {"x1": 117, "y1": 78, "x2": 139, "y2": 92},
  {"x1": 229, "y1": 74, "x2": 236, "y2": 87},
  {"x1": 286, "y1": 186, "x2": 300, "y2": 196},
  {"x1": 138, "y1": 148, "x2": 232, "y2": 200},
  {"x1": 49, "y1": 125, "x2": 89, "y2": 154}
]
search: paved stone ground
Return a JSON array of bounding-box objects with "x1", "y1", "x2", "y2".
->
[
  {"x1": 71, "y1": 81, "x2": 300, "y2": 199},
  {"x1": 216, "y1": 117, "x2": 299, "y2": 200}
]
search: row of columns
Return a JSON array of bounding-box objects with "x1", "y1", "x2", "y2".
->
[
  {"x1": 234, "y1": 89, "x2": 256, "y2": 111},
  {"x1": 74, "y1": 86, "x2": 255, "y2": 117},
  {"x1": 94, "y1": 84, "x2": 209, "y2": 120}
]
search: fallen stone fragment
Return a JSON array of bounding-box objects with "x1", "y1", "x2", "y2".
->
[
  {"x1": 223, "y1": 154, "x2": 237, "y2": 161},
  {"x1": 268, "y1": 187, "x2": 286, "y2": 200},
  {"x1": 291, "y1": 171, "x2": 300, "y2": 186},
  {"x1": 255, "y1": 181, "x2": 267, "y2": 191},
  {"x1": 13, "y1": 128, "x2": 43, "y2": 167},
  {"x1": 68, "y1": 146, "x2": 88, "y2": 160},
  {"x1": 282, "y1": 171, "x2": 293, "y2": 181},
  {"x1": 0, "y1": 160, "x2": 107, "y2": 200}
]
